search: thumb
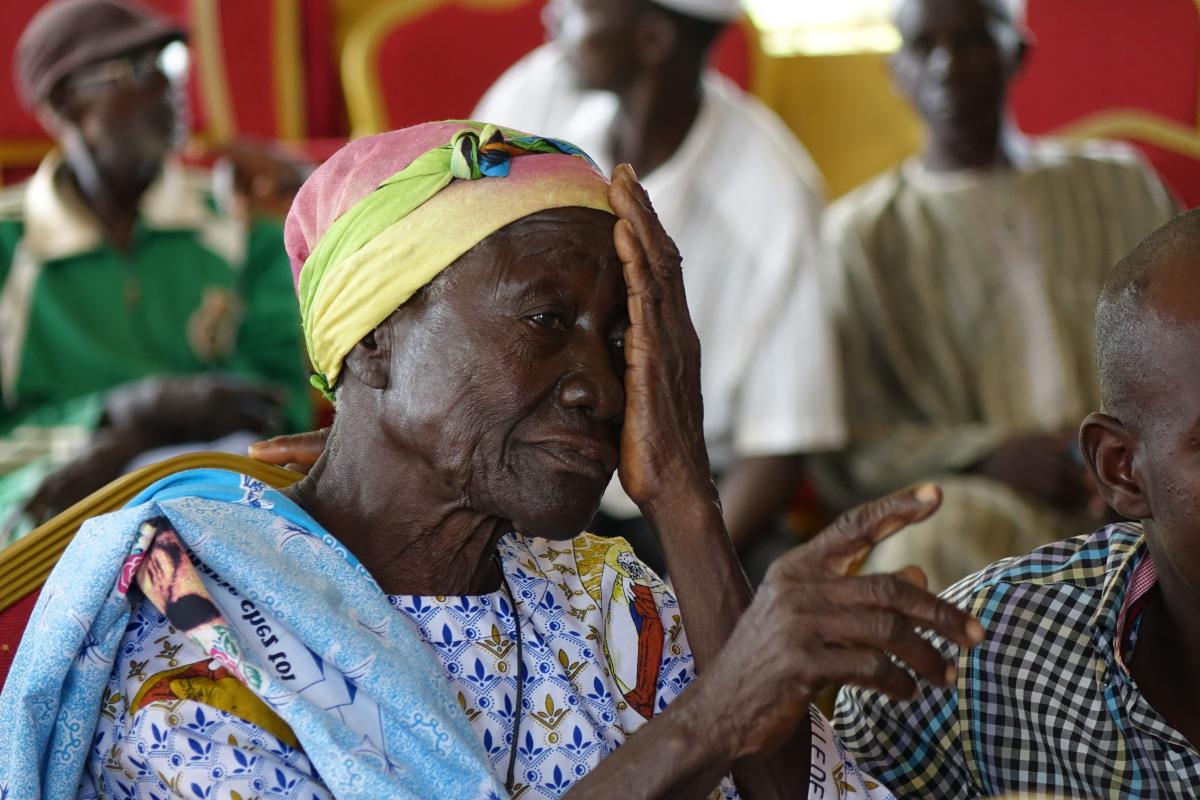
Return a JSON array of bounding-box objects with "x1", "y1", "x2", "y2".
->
[
  {"x1": 799, "y1": 484, "x2": 942, "y2": 576},
  {"x1": 248, "y1": 428, "x2": 329, "y2": 466}
]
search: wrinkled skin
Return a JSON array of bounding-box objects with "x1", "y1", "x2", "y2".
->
[
  {"x1": 262, "y1": 166, "x2": 983, "y2": 797},
  {"x1": 342, "y1": 207, "x2": 628, "y2": 541}
]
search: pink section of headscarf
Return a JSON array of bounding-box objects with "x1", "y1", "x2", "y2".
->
[{"x1": 284, "y1": 123, "x2": 469, "y2": 286}]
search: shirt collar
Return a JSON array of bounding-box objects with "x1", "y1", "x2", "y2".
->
[
  {"x1": 1089, "y1": 526, "x2": 1150, "y2": 670},
  {"x1": 1088, "y1": 526, "x2": 1191, "y2": 746},
  {"x1": 22, "y1": 150, "x2": 211, "y2": 261},
  {"x1": 900, "y1": 134, "x2": 1039, "y2": 192}
]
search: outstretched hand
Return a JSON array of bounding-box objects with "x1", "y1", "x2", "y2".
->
[
  {"x1": 608, "y1": 164, "x2": 712, "y2": 516},
  {"x1": 693, "y1": 484, "x2": 985, "y2": 762}
]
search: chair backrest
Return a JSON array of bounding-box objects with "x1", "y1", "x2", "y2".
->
[
  {"x1": 1010, "y1": 0, "x2": 1200, "y2": 205},
  {"x1": 0, "y1": 452, "x2": 300, "y2": 690},
  {"x1": 341, "y1": 0, "x2": 758, "y2": 137}
]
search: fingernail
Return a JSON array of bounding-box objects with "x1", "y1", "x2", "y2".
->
[
  {"x1": 945, "y1": 663, "x2": 957, "y2": 684},
  {"x1": 916, "y1": 483, "x2": 939, "y2": 504},
  {"x1": 967, "y1": 619, "x2": 985, "y2": 643},
  {"x1": 622, "y1": 163, "x2": 638, "y2": 181}
]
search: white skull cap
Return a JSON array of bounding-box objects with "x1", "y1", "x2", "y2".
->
[
  {"x1": 652, "y1": 0, "x2": 741, "y2": 23},
  {"x1": 894, "y1": 0, "x2": 1026, "y2": 24}
]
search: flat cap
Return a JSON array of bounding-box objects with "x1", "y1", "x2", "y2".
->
[{"x1": 14, "y1": 0, "x2": 186, "y2": 110}]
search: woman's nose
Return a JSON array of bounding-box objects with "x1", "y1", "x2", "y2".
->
[{"x1": 557, "y1": 337, "x2": 624, "y2": 421}]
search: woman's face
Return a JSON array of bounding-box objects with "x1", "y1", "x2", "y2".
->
[{"x1": 367, "y1": 207, "x2": 627, "y2": 539}]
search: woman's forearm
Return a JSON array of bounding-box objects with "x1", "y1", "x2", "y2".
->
[
  {"x1": 563, "y1": 673, "x2": 731, "y2": 799},
  {"x1": 642, "y1": 487, "x2": 811, "y2": 800},
  {"x1": 641, "y1": 486, "x2": 751, "y2": 672}
]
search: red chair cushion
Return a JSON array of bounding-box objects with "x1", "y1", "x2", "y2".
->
[
  {"x1": 0, "y1": 590, "x2": 41, "y2": 692},
  {"x1": 1011, "y1": 0, "x2": 1200, "y2": 204}
]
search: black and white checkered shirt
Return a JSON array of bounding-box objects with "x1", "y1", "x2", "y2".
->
[{"x1": 832, "y1": 523, "x2": 1200, "y2": 798}]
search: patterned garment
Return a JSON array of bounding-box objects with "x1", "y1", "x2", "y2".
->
[
  {"x1": 84, "y1": 527, "x2": 894, "y2": 799},
  {"x1": 814, "y1": 138, "x2": 1177, "y2": 591},
  {"x1": 0, "y1": 469, "x2": 503, "y2": 800},
  {"x1": 833, "y1": 522, "x2": 1200, "y2": 798}
]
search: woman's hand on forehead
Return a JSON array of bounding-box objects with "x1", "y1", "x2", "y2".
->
[{"x1": 608, "y1": 164, "x2": 715, "y2": 517}]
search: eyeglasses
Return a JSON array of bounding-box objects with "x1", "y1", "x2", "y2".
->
[{"x1": 65, "y1": 40, "x2": 190, "y2": 93}]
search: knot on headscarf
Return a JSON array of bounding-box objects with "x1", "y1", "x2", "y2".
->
[
  {"x1": 289, "y1": 121, "x2": 612, "y2": 400},
  {"x1": 447, "y1": 124, "x2": 592, "y2": 180}
]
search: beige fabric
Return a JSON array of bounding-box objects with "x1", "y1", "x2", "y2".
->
[
  {"x1": 818, "y1": 137, "x2": 1176, "y2": 590},
  {"x1": 863, "y1": 476, "x2": 1090, "y2": 592}
]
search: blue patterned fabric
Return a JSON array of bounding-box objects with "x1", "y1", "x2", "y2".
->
[
  {"x1": 386, "y1": 533, "x2": 740, "y2": 799},
  {"x1": 0, "y1": 468, "x2": 504, "y2": 799}
]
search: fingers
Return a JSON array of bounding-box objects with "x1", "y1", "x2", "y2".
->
[
  {"x1": 786, "y1": 484, "x2": 943, "y2": 576},
  {"x1": 609, "y1": 164, "x2": 685, "y2": 287},
  {"x1": 813, "y1": 607, "x2": 959, "y2": 688},
  {"x1": 614, "y1": 218, "x2": 652, "y2": 304},
  {"x1": 802, "y1": 647, "x2": 920, "y2": 702},
  {"x1": 817, "y1": 572, "x2": 984, "y2": 649},
  {"x1": 247, "y1": 428, "x2": 330, "y2": 467}
]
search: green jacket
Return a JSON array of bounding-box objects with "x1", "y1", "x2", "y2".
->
[{"x1": 0, "y1": 153, "x2": 311, "y2": 540}]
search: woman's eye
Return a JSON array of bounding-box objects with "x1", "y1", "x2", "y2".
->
[
  {"x1": 609, "y1": 332, "x2": 625, "y2": 349},
  {"x1": 528, "y1": 312, "x2": 566, "y2": 330}
]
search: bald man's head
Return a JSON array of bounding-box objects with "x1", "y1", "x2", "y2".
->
[
  {"x1": 1094, "y1": 208, "x2": 1196, "y2": 428},
  {"x1": 1083, "y1": 208, "x2": 1200, "y2": 586}
]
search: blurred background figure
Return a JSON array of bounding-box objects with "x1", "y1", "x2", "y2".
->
[
  {"x1": 0, "y1": 0, "x2": 312, "y2": 544},
  {"x1": 1, "y1": 0, "x2": 1199, "y2": 582},
  {"x1": 475, "y1": 0, "x2": 845, "y2": 580},
  {"x1": 814, "y1": 0, "x2": 1178, "y2": 591}
]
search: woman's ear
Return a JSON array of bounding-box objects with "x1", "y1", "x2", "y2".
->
[
  {"x1": 342, "y1": 324, "x2": 391, "y2": 391},
  {"x1": 1079, "y1": 412, "x2": 1151, "y2": 521}
]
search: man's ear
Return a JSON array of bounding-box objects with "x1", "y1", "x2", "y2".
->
[
  {"x1": 1079, "y1": 412, "x2": 1151, "y2": 520},
  {"x1": 342, "y1": 324, "x2": 392, "y2": 392}
]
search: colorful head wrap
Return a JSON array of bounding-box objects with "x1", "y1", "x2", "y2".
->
[{"x1": 285, "y1": 121, "x2": 614, "y2": 399}]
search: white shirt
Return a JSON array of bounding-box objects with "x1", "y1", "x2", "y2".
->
[{"x1": 475, "y1": 45, "x2": 845, "y2": 516}]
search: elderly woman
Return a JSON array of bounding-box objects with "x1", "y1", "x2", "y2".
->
[{"x1": 0, "y1": 122, "x2": 981, "y2": 799}]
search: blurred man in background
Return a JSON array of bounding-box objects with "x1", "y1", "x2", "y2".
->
[
  {"x1": 475, "y1": 0, "x2": 844, "y2": 579},
  {"x1": 0, "y1": 0, "x2": 311, "y2": 545},
  {"x1": 816, "y1": 0, "x2": 1176, "y2": 590}
]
